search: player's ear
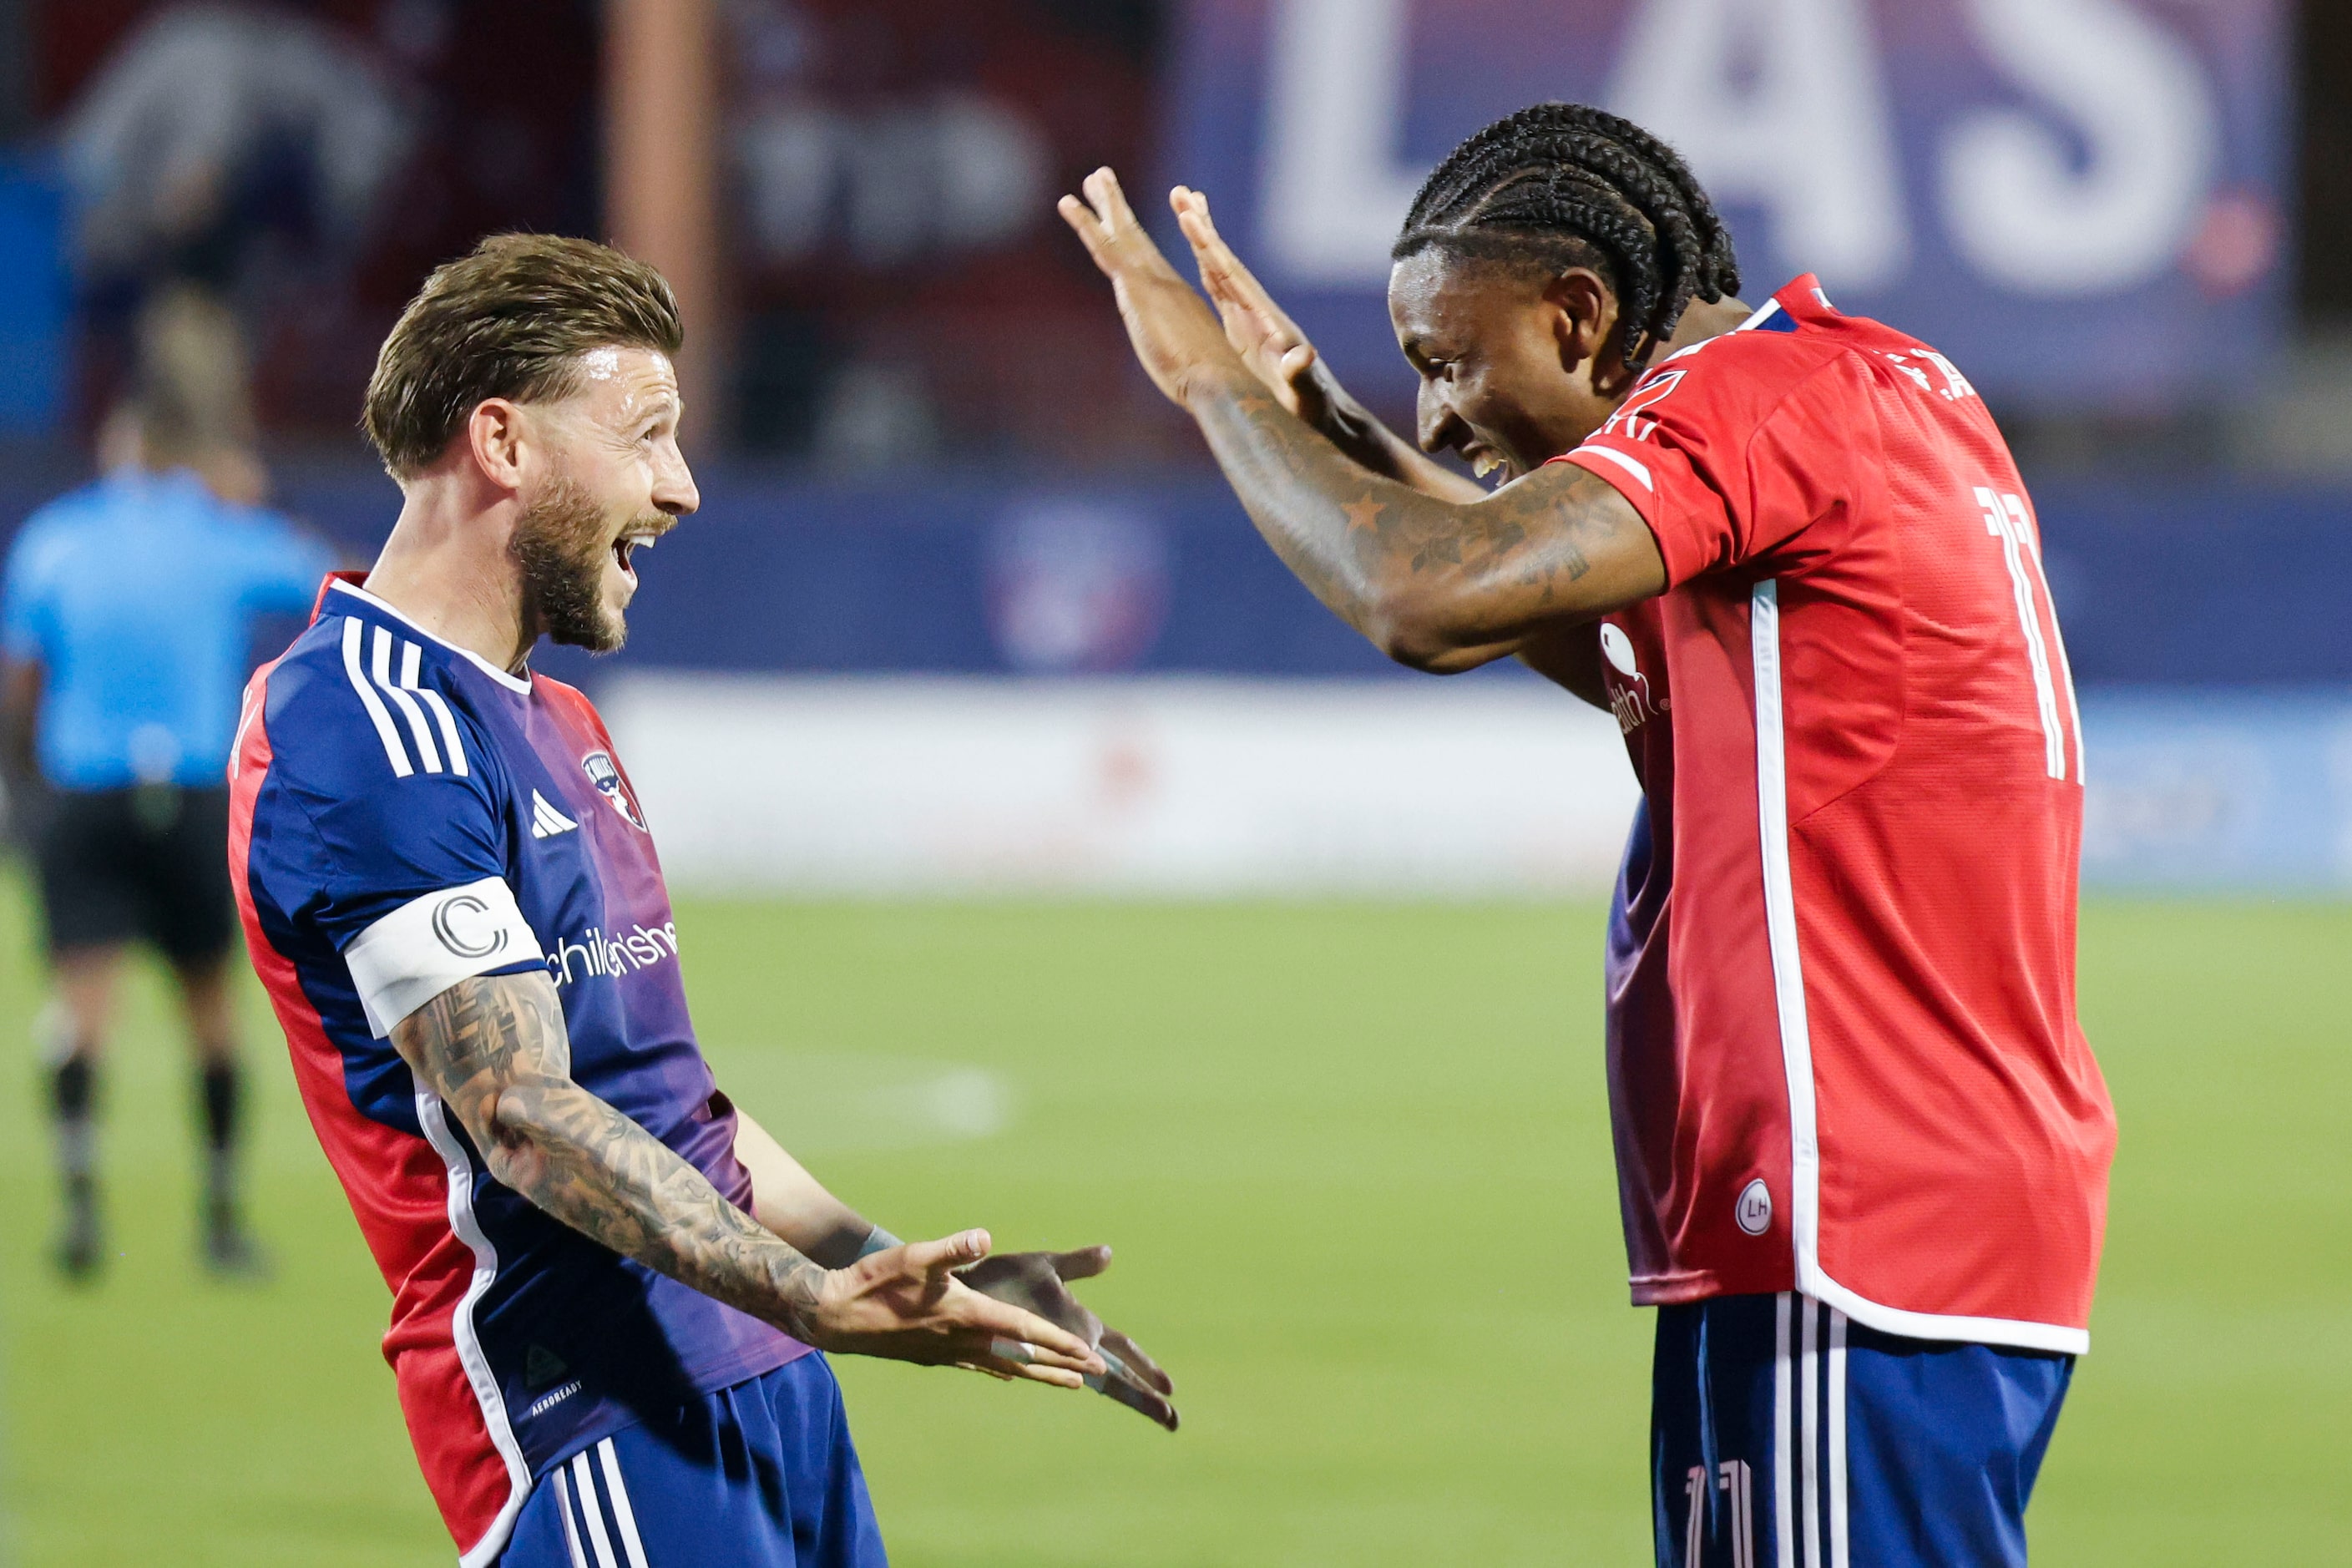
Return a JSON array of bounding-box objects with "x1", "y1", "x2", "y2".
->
[
  {"x1": 1544, "y1": 268, "x2": 1615, "y2": 378},
  {"x1": 466, "y1": 398, "x2": 529, "y2": 495}
]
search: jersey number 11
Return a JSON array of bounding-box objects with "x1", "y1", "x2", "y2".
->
[{"x1": 1974, "y1": 486, "x2": 2084, "y2": 784}]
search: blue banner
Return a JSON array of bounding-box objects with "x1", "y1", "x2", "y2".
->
[
  {"x1": 0, "y1": 159, "x2": 68, "y2": 437},
  {"x1": 3, "y1": 467, "x2": 2347, "y2": 687},
  {"x1": 1159, "y1": 0, "x2": 2289, "y2": 410},
  {"x1": 38, "y1": 466, "x2": 2320, "y2": 689},
  {"x1": 5, "y1": 463, "x2": 2346, "y2": 890},
  {"x1": 2081, "y1": 690, "x2": 2352, "y2": 892}
]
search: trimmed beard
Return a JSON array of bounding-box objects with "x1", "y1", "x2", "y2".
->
[{"x1": 511, "y1": 474, "x2": 626, "y2": 654}]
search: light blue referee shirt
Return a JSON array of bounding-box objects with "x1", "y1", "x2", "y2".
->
[{"x1": 2, "y1": 468, "x2": 334, "y2": 791}]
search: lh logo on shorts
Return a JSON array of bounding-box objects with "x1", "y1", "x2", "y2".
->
[
  {"x1": 582, "y1": 751, "x2": 649, "y2": 832},
  {"x1": 1736, "y1": 1178, "x2": 1773, "y2": 1236},
  {"x1": 431, "y1": 893, "x2": 508, "y2": 960}
]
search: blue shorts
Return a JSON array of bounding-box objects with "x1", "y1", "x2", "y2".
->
[
  {"x1": 498, "y1": 1353, "x2": 887, "y2": 1568},
  {"x1": 1651, "y1": 1293, "x2": 2072, "y2": 1568}
]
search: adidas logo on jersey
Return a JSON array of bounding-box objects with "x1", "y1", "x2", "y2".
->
[{"x1": 529, "y1": 790, "x2": 579, "y2": 838}]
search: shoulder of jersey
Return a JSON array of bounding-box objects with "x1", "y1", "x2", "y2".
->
[
  {"x1": 533, "y1": 669, "x2": 591, "y2": 712},
  {"x1": 1660, "y1": 311, "x2": 1845, "y2": 377},
  {"x1": 1622, "y1": 309, "x2": 1864, "y2": 429},
  {"x1": 213, "y1": 498, "x2": 300, "y2": 535},
  {"x1": 260, "y1": 606, "x2": 493, "y2": 789},
  {"x1": 530, "y1": 670, "x2": 628, "y2": 762},
  {"x1": 7, "y1": 488, "x2": 105, "y2": 568}
]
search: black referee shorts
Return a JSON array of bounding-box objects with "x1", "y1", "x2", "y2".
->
[{"x1": 33, "y1": 785, "x2": 238, "y2": 966}]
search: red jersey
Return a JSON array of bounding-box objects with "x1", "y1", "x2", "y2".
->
[{"x1": 1561, "y1": 276, "x2": 2114, "y2": 1353}]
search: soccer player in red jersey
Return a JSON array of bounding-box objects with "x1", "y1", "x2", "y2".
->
[{"x1": 1064, "y1": 104, "x2": 2115, "y2": 1566}]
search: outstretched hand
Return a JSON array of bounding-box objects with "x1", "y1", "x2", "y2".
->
[
  {"x1": 804, "y1": 1229, "x2": 1105, "y2": 1389},
  {"x1": 959, "y1": 1245, "x2": 1180, "y2": 1431},
  {"x1": 1058, "y1": 168, "x2": 1244, "y2": 408},
  {"x1": 1168, "y1": 185, "x2": 1332, "y2": 430}
]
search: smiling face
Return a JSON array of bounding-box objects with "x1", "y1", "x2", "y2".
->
[
  {"x1": 1388, "y1": 248, "x2": 1634, "y2": 484},
  {"x1": 509, "y1": 346, "x2": 699, "y2": 652}
]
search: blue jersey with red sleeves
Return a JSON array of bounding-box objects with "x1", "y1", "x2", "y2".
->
[{"x1": 229, "y1": 576, "x2": 804, "y2": 1567}]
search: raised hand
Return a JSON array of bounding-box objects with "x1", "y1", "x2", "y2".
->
[
  {"x1": 959, "y1": 1245, "x2": 1180, "y2": 1431},
  {"x1": 1166, "y1": 184, "x2": 1489, "y2": 503},
  {"x1": 1169, "y1": 185, "x2": 1331, "y2": 430},
  {"x1": 805, "y1": 1228, "x2": 1106, "y2": 1389},
  {"x1": 1058, "y1": 168, "x2": 1244, "y2": 407}
]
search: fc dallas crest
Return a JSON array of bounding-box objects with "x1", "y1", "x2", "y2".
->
[{"x1": 580, "y1": 751, "x2": 648, "y2": 831}]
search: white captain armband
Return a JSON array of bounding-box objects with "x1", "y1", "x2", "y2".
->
[{"x1": 343, "y1": 876, "x2": 544, "y2": 1037}]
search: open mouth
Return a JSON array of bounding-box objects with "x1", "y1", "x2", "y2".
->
[
  {"x1": 612, "y1": 524, "x2": 666, "y2": 581},
  {"x1": 1465, "y1": 447, "x2": 1515, "y2": 485}
]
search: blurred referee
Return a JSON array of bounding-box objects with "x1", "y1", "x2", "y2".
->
[{"x1": 2, "y1": 320, "x2": 332, "y2": 1282}]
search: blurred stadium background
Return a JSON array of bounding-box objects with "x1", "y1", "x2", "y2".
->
[{"x1": 0, "y1": 1, "x2": 2346, "y2": 1562}]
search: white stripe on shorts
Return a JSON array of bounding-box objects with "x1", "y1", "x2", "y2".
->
[
  {"x1": 1772, "y1": 1295, "x2": 1852, "y2": 1568},
  {"x1": 597, "y1": 1438, "x2": 651, "y2": 1568},
  {"x1": 1828, "y1": 1309, "x2": 1850, "y2": 1568},
  {"x1": 1774, "y1": 1293, "x2": 1796, "y2": 1568},
  {"x1": 1801, "y1": 1299, "x2": 1821, "y2": 1567},
  {"x1": 570, "y1": 1449, "x2": 620, "y2": 1568},
  {"x1": 552, "y1": 1465, "x2": 590, "y2": 1568}
]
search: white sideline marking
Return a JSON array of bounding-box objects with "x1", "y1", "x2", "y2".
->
[
  {"x1": 703, "y1": 1052, "x2": 1014, "y2": 1153},
  {"x1": 595, "y1": 675, "x2": 1641, "y2": 897}
]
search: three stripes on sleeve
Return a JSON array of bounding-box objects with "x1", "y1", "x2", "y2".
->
[{"x1": 340, "y1": 617, "x2": 469, "y2": 778}]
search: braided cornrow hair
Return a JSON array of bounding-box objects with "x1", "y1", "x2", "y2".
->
[{"x1": 1394, "y1": 103, "x2": 1740, "y2": 372}]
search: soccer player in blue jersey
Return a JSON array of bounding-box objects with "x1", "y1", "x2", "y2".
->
[
  {"x1": 229, "y1": 234, "x2": 1172, "y2": 1566},
  {"x1": 4, "y1": 383, "x2": 332, "y2": 1279}
]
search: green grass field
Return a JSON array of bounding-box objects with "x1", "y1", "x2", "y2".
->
[{"x1": 2, "y1": 891, "x2": 2346, "y2": 1565}]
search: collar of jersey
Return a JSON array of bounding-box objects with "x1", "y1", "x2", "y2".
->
[
  {"x1": 326, "y1": 578, "x2": 534, "y2": 695},
  {"x1": 103, "y1": 464, "x2": 209, "y2": 500},
  {"x1": 95, "y1": 465, "x2": 225, "y2": 520},
  {"x1": 1737, "y1": 274, "x2": 1833, "y2": 335}
]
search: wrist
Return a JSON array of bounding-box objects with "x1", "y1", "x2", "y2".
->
[
  {"x1": 1179, "y1": 356, "x2": 1261, "y2": 418},
  {"x1": 1314, "y1": 369, "x2": 1368, "y2": 429},
  {"x1": 782, "y1": 1269, "x2": 840, "y2": 1347},
  {"x1": 856, "y1": 1223, "x2": 902, "y2": 1259}
]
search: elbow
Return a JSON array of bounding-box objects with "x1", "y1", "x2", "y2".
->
[
  {"x1": 478, "y1": 1138, "x2": 532, "y2": 1193},
  {"x1": 473, "y1": 1103, "x2": 535, "y2": 1190},
  {"x1": 472, "y1": 1080, "x2": 570, "y2": 1189},
  {"x1": 1368, "y1": 623, "x2": 1448, "y2": 673},
  {"x1": 1363, "y1": 596, "x2": 1485, "y2": 675}
]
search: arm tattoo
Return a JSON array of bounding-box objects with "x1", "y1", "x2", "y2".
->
[
  {"x1": 392, "y1": 973, "x2": 826, "y2": 1339},
  {"x1": 1187, "y1": 369, "x2": 1656, "y2": 663}
]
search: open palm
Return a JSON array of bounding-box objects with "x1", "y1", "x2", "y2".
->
[{"x1": 959, "y1": 1245, "x2": 1179, "y2": 1430}]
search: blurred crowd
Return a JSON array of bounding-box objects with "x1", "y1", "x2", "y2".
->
[
  {"x1": 8, "y1": 0, "x2": 1181, "y2": 470},
  {"x1": 0, "y1": 0, "x2": 2344, "y2": 477}
]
